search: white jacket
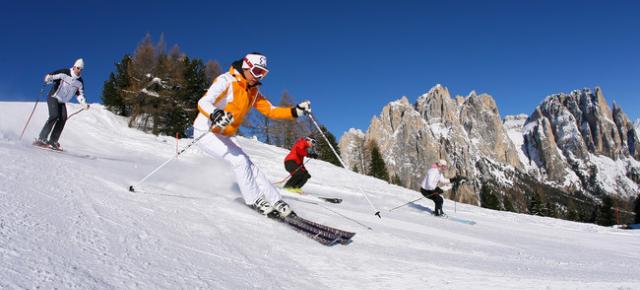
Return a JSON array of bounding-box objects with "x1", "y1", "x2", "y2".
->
[
  {"x1": 45, "y1": 68, "x2": 85, "y2": 103},
  {"x1": 421, "y1": 167, "x2": 449, "y2": 190}
]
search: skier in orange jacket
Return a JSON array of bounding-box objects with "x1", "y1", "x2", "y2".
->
[{"x1": 193, "y1": 52, "x2": 311, "y2": 217}]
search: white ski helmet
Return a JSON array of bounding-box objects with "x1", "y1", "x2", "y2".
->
[
  {"x1": 436, "y1": 159, "x2": 448, "y2": 167},
  {"x1": 73, "y1": 58, "x2": 84, "y2": 69},
  {"x1": 242, "y1": 53, "x2": 267, "y2": 69}
]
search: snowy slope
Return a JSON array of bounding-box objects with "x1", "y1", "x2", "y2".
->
[{"x1": 1, "y1": 102, "x2": 640, "y2": 289}]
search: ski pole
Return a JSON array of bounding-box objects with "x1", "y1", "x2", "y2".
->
[
  {"x1": 129, "y1": 130, "x2": 210, "y2": 192},
  {"x1": 314, "y1": 201, "x2": 373, "y2": 230},
  {"x1": 273, "y1": 159, "x2": 311, "y2": 185},
  {"x1": 389, "y1": 196, "x2": 424, "y2": 212},
  {"x1": 19, "y1": 84, "x2": 47, "y2": 140},
  {"x1": 66, "y1": 108, "x2": 85, "y2": 120},
  {"x1": 308, "y1": 113, "x2": 382, "y2": 218}
]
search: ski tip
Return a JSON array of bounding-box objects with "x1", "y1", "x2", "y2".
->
[{"x1": 128, "y1": 185, "x2": 135, "y2": 192}]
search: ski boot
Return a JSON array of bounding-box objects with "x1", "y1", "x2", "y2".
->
[
  {"x1": 48, "y1": 140, "x2": 63, "y2": 151},
  {"x1": 32, "y1": 138, "x2": 49, "y2": 148},
  {"x1": 272, "y1": 200, "x2": 294, "y2": 218},
  {"x1": 252, "y1": 196, "x2": 274, "y2": 216}
]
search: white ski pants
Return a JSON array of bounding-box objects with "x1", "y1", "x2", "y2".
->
[{"x1": 195, "y1": 129, "x2": 282, "y2": 205}]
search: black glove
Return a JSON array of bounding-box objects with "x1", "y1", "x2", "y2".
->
[
  {"x1": 308, "y1": 152, "x2": 319, "y2": 159},
  {"x1": 451, "y1": 175, "x2": 467, "y2": 184},
  {"x1": 210, "y1": 109, "x2": 234, "y2": 129}
]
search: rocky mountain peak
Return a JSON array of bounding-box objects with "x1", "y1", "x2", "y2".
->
[{"x1": 339, "y1": 85, "x2": 640, "y2": 220}]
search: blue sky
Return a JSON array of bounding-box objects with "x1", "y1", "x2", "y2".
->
[{"x1": 1, "y1": 0, "x2": 638, "y2": 137}]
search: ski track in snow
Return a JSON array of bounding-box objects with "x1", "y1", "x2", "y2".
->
[{"x1": 1, "y1": 102, "x2": 640, "y2": 289}]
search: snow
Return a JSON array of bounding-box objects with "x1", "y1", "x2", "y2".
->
[
  {"x1": 429, "y1": 122, "x2": 450, "y2": 139},
  {"x1": 503, "y1": 114, "x2": 533, "y2": 170},
  {"x1": 428, "y1": 83, "x2": 444, "y2": 95},
  {"x1": 2, "y1": 102, "x2": 640, "y2": 289},
  {"x1": 346, "y1": 128, "x2": 365, "y2": 138},
  {"x1": 589, "y1": 154, "x2": 639, "y2": 198},
  {"x1": 141, "y1": 88, "x2": 160, "y2": 98}
]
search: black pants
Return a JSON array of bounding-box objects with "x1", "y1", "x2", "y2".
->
[
  {"x1": 421, "y1": 187, "x2": 444, "y2": 215},
  {"x1": 38, "y1": 96, "x2": 67, "y2": 143},
  {"x1": 283, "y1": 160, "x2": 310, "y2": 189}
]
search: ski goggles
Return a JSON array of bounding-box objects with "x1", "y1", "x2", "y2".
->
[
  {"x1": 244, "y1": 58, "x2": 269, "y2": 79},
  {"x1": 306, "y1": 137, "x2": 317, "y2": 146}
]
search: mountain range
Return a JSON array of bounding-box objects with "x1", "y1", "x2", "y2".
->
[{"x1": 339, "y1": 85, "x2": 639, "y2": 221}]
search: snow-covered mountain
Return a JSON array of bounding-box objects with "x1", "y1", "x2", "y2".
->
[
  {"x1": 1, "y1": 102, "x2": 640, "y2": 289},
  {"x1": 339, "y1": 85, "x2": 639, "y2": 221},
  {"x1": 524, "y1": 88, "x2": 640, "y2": 193},
  {"x1": 339, "y1": 86, "x2": 523, "y2": 205}
]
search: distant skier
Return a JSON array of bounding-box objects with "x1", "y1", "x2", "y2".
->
[
  {"x1": 420, "y1": 159, "x2": 462, "y2": 217},
  {"x1": 33, "y1": 58, "x2": 89, "y2": 151},
  {"x1": 283, "y1": 136, "x2": 319, "y2": 192},
  {"x1": 193, "y1": 52, "x2": 311, "y2": 218}
]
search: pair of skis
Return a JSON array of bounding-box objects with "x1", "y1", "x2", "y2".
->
[
  {"x1": 32, "y1": 142, "x2": 95, "y2": 159},
  {"x1": 281, "y1": 213, "x2": 355, "y2": 246}
]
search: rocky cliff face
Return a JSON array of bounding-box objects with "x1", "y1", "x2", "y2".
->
[
  {"x1": 339, "y1": 85, "x2": 523, "y2": 204},
  {"x1": 339, "y1": 85, "x2": 640, "y2": 213},
  {"x1": 523, "y1": 88, "x2": 640, "y2": 197},
  {"x1": 337, "y1": 128, "x2": 366, "y2": 173}
]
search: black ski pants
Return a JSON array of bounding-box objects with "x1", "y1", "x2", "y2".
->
[
  {"x1": 421, "y1": 187, "x2": 444, "y2": 215},
  {"x1": 38, "y1": 96, "x2": 67, "y2": 143},
  {"x1": 283, "y1": 160, "x2": 310, "y2": 189}
]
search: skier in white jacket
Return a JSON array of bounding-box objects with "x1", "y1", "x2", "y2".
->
[
  {"x1": 33, "y1": 58, "x2": 89, "y2": 151},
  {"x1": 420, "y1": 159, "x2": 461, "y2": 216}
]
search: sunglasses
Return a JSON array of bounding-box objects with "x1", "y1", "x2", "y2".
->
[{"x1": 244, "y1": 58, "x2": 269, "y2": 79}]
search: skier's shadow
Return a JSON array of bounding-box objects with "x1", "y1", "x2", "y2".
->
[
  {"x1": 408, "y1": 202, "x2": 434, "y2": 214},
  {"x1": 230, "y1": 183, "x2": 241, "y2": 194}
]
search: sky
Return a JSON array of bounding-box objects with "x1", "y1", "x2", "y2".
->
[{"x1": 1, "y1": 0, "x2": 639, "y2": 137}]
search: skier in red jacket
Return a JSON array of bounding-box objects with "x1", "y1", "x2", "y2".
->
[{"x1": 283, "y1": 137, "x2": 319, "y2": 192}]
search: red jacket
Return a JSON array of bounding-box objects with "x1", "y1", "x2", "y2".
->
[{"x1": 285, "y1": 138, "x2": 311, "y2": 165}]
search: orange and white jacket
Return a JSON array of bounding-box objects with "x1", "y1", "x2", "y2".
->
[{"x1": 194, "y1": 66, "x2": 295, "y2": 136}]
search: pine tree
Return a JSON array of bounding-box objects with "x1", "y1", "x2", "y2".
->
[
  {"x1": 101, "y1": 55, "x2": 132, "y2": 116},
  {"x1": 390, "y1": 174, "x2": 403, "y2": 186},
  {"x1": 480, "y1": 183, "x2": 501, "y2": 210},
  {"x1": 368, "y1": 140, "x2": 389, "y2": 181},
  {"x1": 503, "y1": 195, "x2": 515, "y2": 212},
  {"x1": 102, "y1": 34, "x2": 214, "y2": 136},
  {"x1": 545, "y1": 201, "x2": 558, "y2": 218},
  {"x1": 528, "y1": 192, "x2": 544, "y2": 216},
  {"x1": 311, "y1": 125, "x2": 341, "y2": 167},
  {"x1": 634, "y1": 194, "x2": 640, "y2": 224},
  {"x1": 352, "y1": 165, "x2": 359, "y2": 173},
  {"x1": 566, "y1": 199, "x2": 579, "y2": 221},
  {"x1": 244, "y1": 110, "x2": 273, "y2": 144},
  {"x1": 271, "y1": 91, "x2": 303, "y2": 148},
  {"x1": 123, "y1": 34, "x2": 161, "y2": 131},
  {"x1": 597, "y1": 196, "x2": 615, "y2": 226},
  {"x1": 204, "y1": 60, "x2": 222, "y2": 83}
]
